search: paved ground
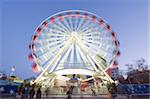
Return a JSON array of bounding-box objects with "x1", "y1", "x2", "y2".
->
[
  {"x1": 41, "y1": 95, "x2": 127, "y2": 99},
  {"x1": 0, "y1": 94, "x2": 149, "y2": 99}
]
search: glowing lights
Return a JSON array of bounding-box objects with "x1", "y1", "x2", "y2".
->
[{"x1": 28, "y1": 10, "x2": 120, "y2": 84}]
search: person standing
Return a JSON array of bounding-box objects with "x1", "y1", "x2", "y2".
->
[
  {"x1": 21, "y1": 85, "x2": 26, "y2": 99},
  {"x1": 17, "y1": 84, "x2": 23, "y2": 98},
  {"x1": 66, "y1": 86, "x2": 73, "y2": 99},
  {"x1": 45, "y1": 87, "x2": 49, "y2": 98},
  {"x1": 29, "y1": 86, "x2": 35, "y2": 99},
  {"x1": 109, "y1": 83, "x2": 117, "y2": 99},
  {"x1": 36, "y1": 86, "x2": 42, "y2": 99}
]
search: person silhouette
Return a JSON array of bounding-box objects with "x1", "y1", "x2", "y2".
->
[
  {"x1": 36, "y1": 86, "x2": 42, "y2": 99},
  {"x1": 66, "y1": 86, "x2": 73, "y2": 99},
  {"x1": 29, "y1": 86, "x2": 35, "y2": 99}
]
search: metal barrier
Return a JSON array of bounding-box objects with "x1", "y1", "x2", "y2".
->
[{"x1": 117, "y1": 84, "x2": 150, "y2": 94}]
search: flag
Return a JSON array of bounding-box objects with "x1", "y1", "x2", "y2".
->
[{"x1": 0, "y1": 80, "x2": 21, "y2": 95}]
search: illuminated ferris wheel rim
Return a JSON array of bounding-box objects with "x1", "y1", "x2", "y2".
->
[
  {"x1": 29, "y1": 10, "x2": 120, "y2": 74},
  {"x1": 34, "y1": 10, "x2": 114, "y2": 31}
]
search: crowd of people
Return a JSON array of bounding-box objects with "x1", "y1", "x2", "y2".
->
[
  {"x1": 16, "y1": 78, "x2": 118, "y2": 99},
  {"x1": 17, "y1": 82, "x2": 49, "y2": 99}
]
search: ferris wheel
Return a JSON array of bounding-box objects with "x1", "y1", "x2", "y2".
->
[{"x1": 28, "y1": 10, "x2": 120, "y2": 83}]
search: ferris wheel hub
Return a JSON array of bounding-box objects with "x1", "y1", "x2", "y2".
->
[
  {"x1": 70, "y1": 31, "x2": 78, "y2": 43},
  {"x1": 71, "y1": 31, "x2": 77, "y2": 36}
]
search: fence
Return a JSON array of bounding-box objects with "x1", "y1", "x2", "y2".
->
[{"x1": 117, "y1": 84, "x2": 150, "y2": 94}]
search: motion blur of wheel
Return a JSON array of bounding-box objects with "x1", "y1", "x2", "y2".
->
[{"x1": 28, "y1": 10, "x2": 120, "y2": 76}]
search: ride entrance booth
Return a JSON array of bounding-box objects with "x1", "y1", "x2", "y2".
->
[{"x1": 28, "y1": 10, "x2": 120, "y2": 95}]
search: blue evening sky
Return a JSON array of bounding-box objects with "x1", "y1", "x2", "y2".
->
[{"x1": 0, "y1": 0, "x2": 149, "y2": 79}]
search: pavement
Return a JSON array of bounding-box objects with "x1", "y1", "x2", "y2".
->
[{"x1": 0, "y1": 94, "x2": 149, "y2": 99}]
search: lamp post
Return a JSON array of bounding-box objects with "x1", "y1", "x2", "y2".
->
[{"x1": 10, "y1": 66, "x2": 15, "y2": 76}]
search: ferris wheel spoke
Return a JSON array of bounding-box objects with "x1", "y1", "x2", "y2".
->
[
  {"x1": 35, "y1": 41, "x2": 54, "y2": 49},
  {"x1": 48, "y1": 25, "x2": 65, "y2": 34},
  {"x1": 88, "y1": 52, "x2": 114, "y2": 82},
  {"x1": 76, "y1": 17, "x2": 87, "y2": 32},
  {"x1": 87, "y1": 55, "x2": 99, "y2": 72},
  {"x1": 79, "y1": 38, "x2": 107, "y2": 59},
  {"x1": 56, "y1": 44, "x2": 73, "y2": 69},
  {"x1": 75, "y1": 45, "x2": 83, "y2": 64},
  {"x1": 35, "y1": 46, "x2": 50, "y2": 55},
  {"x1": 74, "y1": 16, "x2": 79, "y2": 31},
  {"x1": 77, "y1": 39, "x2": 113, "y2": 81},
  {"x1": 37, "y1": 56, "x2": 52, "y2": 68},
  {"x1": 46, "y1": 27, "x2": 65, "y2": 35},
  {"x1": 42, "y1": 54, "x2": 58, "y2": 70},
  {"x1": 76, "y1": 44, "x2": 88, "y2": 64},
  {"x1": 49, "y1": 24, "x2": 68, "y2": 35},
  {"x1": 77, "y1": 18, "x2": 91, "y2": 32},
  {"x1": 101, "y1": 48, "x2": 113, "y2": 53},
  {"x1": 35, "y1": 42, "x2": 63, "y2": 52},
  {"x1": 40, "y1": 35, "x2": 65, "y2": 41},
  {"x1": 48, "y1": 27, "x2": 67, "y2": 35},
  {"x1": 48, "y1": 36, "x2": 66, "y2": 42},
  {"x1": 34, "y1": 45, "x2": 50, "y2": 53},
  {"x1": 54, "y1": 21, "x2": 69, "y2": 32},
  {"x1": 39, "y1": 54, "x2": 55, "y2": 68},
  {"x1": 80, "y1": 24, "x2": 99, "y2": 34},
  {"x1": 83, "y1": 41, "x2": 99, "y2": 49},
  {"x1": 71, "y1": 17, "x2": 77, "y2": 31},
  {"x1": 82, "y1": 38, "x2": 93, "y2": 42},
  {"x1": 36, "y1": 36, "x2": 65, "y2": 44},
  {"x1": 83, "y1": 27, "x2": 101, "y2": 34},
  {"x1": 64, "y1": 18, "x2": 72, "y2": 33},
  {"x1": 34, "y1": 41, "x2": 72, "y2": 82},
  {"x1": 82, "y1": 26, "x2": 100, "y2": 35},
  {"x1": 57, "y1": 21, "x2": 71, "y2": 34},
  {"x1": 35, "y1": 45, "x2": 60, "y2": 59},
  {"x1": 76, "y1": 45, "x2": 92, "y2": 70},
  {"x1": 70, "y1": 45, "x2": 75, "y2": 64},
  {"x1": 35, "y1": 44, "x2": 56, "y2": 55},
  {"x1": 52, "y1": 21, "x2": 70, "y2": 34},
  {"x1": 36, "y1": 54, "x2": 51, "y2": 64},
  {"x1": 37, "y1": 56, "x2": 50, "y2": 67},
  {"x1": 74, "y1": 17, "x2": 82, "y2": 31},
  {"x1": 52, "y1": 18, "x2": 71, "y2": 32},
  {"x1": 48, "y1": 42, "x2": 72, "y2": 72},
  {"x1": 56, "y1": 41, "x2": 66, "y2": 49},
  {"x1": 55, "y1": 19, "x2": 71, "y2": 34},
  {"x1": 78, "y1": 17, "x2": 97, "y2": 32},
  {"x1": 40, "y1": 32, "x2": 63, "y2": 37},
  {"x1": 76, "y1": 41, "x2": 98, "y2": 71},
  {"x1": 62, "y1": 16, "x2": 72, "y2": 32},
  {"x1": 68, "y1": 16, "x2": 74, "y2": 31},
  {"x1": 79, "y1": 21, "x2": 95, "y2": 32},
  {"x1": 59, "y1": 44, "x2": 73, "y2": 64}
]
